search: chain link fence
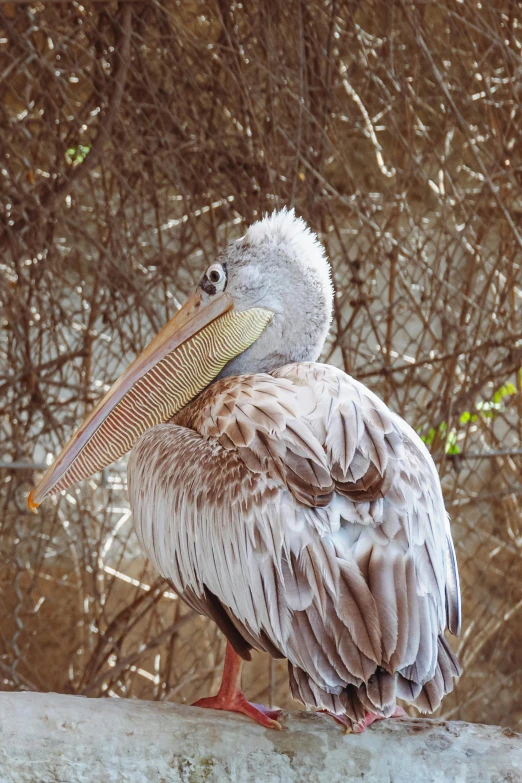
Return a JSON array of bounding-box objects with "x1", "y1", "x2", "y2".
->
[{"x1": 1, "y1": 0, "x2": 521, "y2": 727}]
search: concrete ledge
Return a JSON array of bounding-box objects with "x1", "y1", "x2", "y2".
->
[{"x1": 0, "y1": 692, "x2": 520, "y2": 782}]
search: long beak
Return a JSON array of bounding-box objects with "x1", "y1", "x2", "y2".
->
[{"x1": 29, "y1": 290, "x2": 272, "y2": 510}]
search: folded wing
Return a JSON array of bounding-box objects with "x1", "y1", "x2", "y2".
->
[{"x1": 128, "y1": 362, "x2": 461, "y2": 721}]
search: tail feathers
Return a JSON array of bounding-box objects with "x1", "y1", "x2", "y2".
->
[
  {"x1": 339, "y1": 686, "x2": 368, "y2": 725},
  {"x1": 288, "y1": 663, "x2": 345, "y2": 715},
  {"x1": 396, "y1": 674, "x2": 423, "y2": 701},
  {"x1": 288, "y1": 634, "x2": 460, "y2": 727},
  {"x1": 413, "y1": 665, "x2": 445, "y2": 713},
  {"x1": 412, "y1": 637, "x2": 461, "y2": 714},
  {"x1": 438, "y1": 635, "x2": 462, "y2": 680},
  {"x1": 360, "y1": 668, "x2": 397, "y2": 717}
]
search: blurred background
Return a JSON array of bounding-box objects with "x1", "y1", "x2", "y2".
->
[{"x1": 1, "y1": 0, "x2": 521, "y2": 729}]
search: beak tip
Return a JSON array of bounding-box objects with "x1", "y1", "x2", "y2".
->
[{"x1": 28, "y1": 489, "x2": 40, "y2": 514}]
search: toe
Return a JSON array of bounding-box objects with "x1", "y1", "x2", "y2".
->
[
  {"x1": 192, "y1": 694, "x2": 282, "y2": 730},
  {"x1": 239, "y1": 698, "x2": 283, "y2": 730},
  {"x1": 191, "y1": 696, "x2": 219, "y2": 709},
  {"x1": 317, "y1": 709, "x2": 351, "y2": 732},
  {"x1": 250, "y1": 702, "x2": 283, "y2": 722}
]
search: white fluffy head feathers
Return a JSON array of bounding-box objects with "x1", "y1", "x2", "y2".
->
[{"x1": 244, "y1": 208, "x2": 333, "y2": 302}]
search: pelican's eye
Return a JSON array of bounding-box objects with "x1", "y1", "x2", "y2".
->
[{"x1": 205, "y1": 263, "x2": 227, "y2": 291}]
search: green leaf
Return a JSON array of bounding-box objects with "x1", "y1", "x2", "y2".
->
[
  {"x1": 445, "y1": 428, "x2": 461, "y2": 455},
  {"x1": 423, "y1": 373, "x2": 519, "y2": 452},
  {"x1": 477, "y1": 400, "x2": 505, "y2": 418},
  {"x1": 422, "y1": 427, "x2": 436, "y2": 445},
  {"x1": 65, "y1": 144, "x2": 91, "y2": 166},
  {"x1": 493, "y1": 383, "x2": 516, "y2": 404},
  {"x1": 446, "y1": 442, "x2": 461, "y2": 455}
]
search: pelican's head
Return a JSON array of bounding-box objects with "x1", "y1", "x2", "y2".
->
[
  {"x1": 28, "y1": 209, "x2": 333, "y2": 509},
  {"x1": 207, "y1": 208, "x2": 333, "y2": 377}
]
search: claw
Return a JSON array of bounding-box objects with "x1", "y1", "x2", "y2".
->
[
  {"x1": 317, "y1": 709, "x2": 351, "y2": 733},
  {"x1": 317, "y1": 705, "x2": 406, "y2": 734},
  {"x1": 352, "y1": 706, "x2": 407, "y2": 734}
]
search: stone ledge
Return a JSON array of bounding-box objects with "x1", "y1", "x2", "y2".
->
[{"x1": 0, "y1": 692, "x2": 520, "y2": 783}]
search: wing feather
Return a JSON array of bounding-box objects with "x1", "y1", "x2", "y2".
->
[{"x1": 129, "y1": 362, "x2": 461, "y2": 723}]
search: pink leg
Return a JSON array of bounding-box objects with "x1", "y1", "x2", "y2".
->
[
  {"x1": 192, "y1": 642, "x2": 282, "y2": 730},
  {"x1": 352, "y1": 706, "x2": 407, "y2": 734}
]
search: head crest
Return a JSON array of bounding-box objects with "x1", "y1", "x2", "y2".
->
[{"x1": 245, "y1": 208, "x2": 333, "y2": 295}]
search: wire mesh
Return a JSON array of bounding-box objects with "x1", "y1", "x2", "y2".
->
[{"x1": 1, "y1": 0, "x2": 521, "y2": 727}]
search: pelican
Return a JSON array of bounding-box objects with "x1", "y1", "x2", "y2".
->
[{"x1": 29, "y1": 209, "x2": 461, "y2": 731}]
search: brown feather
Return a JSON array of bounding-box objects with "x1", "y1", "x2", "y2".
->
[
  {"x1": 130, "y1": 362, "x2": 461, "y2": 724},
  {"x1": 336, "y1": 561, "x2": 382, "y2": 662},
  {"x1": 202, "y1": 587, "x2": 253, "y2": 661},
  {"x1": 363, "y1": 668, "x2": 397, "y2": 714},
  {"x1": 340, "y1": 686, "x2": 368, "y2": 725}
]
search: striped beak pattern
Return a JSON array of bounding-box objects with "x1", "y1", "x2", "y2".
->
[{"x1": 28, "y1": 290, "x2": 272, "y2": 510}]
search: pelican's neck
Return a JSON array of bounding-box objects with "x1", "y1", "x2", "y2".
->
[
  {"x1": 216, "y1": 309, "x2": 328, "y2": 380},
  {"x1": 216, "y1": 347, "x2": 296, "y2": 380}
]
